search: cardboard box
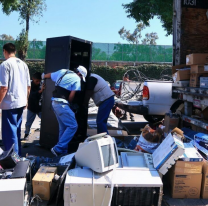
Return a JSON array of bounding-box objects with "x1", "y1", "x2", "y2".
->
[
  {"x1": 171, "y1": 173, "x2": 202, "y2": 198},
  {"x1": 186, "y1": 53, "x2": 208, "y2": 65},
  {"x1": 172, "y1": 64, "x2": 190, "y2": 74},
  {"x1": 164, "y1": 114, "x2": 180, "y2": 134},
  {"x1": 87, "y1": 129, "x2": 128, "y2": 141},
  {"x1": 172, "y1": 69, "x2": 190, "y2": 81},
  {"x1": 152, "y1": 131, "x2": 184, "y2": 175},
  {"x1": 191, "y1": 65, "x2": 208, "y2": 74},
  {"x1": 201, "y1": 160, "x2": 208, "y2": 199},
  {"x1": 189, "y1": 73, "x2": 208, "y2": 87},
  {"x1": 32, "y1": 166, "x2": 57, "y2": 200},
  {"x1": 169, "y1": 161, "x2": 203, "y2": 198}
]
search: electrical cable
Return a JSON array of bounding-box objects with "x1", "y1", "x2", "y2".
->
[
  {"x1": 120, "y1": 69, "x2": 150, "y2": 101},
  {"x1": 159, "y1": 68, "x2": 173, "y2": 81},
  {"x1": 119, "y1": 68, "x2": 173, "y2": 101},
  {"x1": 30, "y1": 194, "x2": 42, "y2": 206}
]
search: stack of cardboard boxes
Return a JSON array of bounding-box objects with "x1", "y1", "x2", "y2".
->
[
  {"x1": 172, "y1": 53, "x2": 208, "y2": 86},
  {"x1": 186, "y1": 53, "x2": 208, "y2": 87}
]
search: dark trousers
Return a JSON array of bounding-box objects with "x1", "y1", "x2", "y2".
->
[
  {"x1": 2, "y1": 107, "x2": 24, "y2": 156},
  {"x1": 97, "y1": 96, "x2": 115, "y2": 134}
]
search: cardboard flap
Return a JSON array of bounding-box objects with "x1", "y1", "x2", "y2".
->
[
  {"x1": 171, "y1": 127, "x2": 184, "y2": 138},
  {"x1": 173, "y1": 161, "x2": 203, "y2": 174},
  {"x1": 172, "y1": 64, "x2": 190, "y2": 74}
]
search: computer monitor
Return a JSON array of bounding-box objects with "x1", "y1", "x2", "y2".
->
[{"x1": 75, "y1": 133, "x2": 119, "y2": 173}]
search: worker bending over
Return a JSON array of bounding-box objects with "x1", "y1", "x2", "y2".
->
[
  {"x1": 83, "y1": 73, "x2": 115, "y2": 134},
  {"x1": 42, "y1": 66, "x2": 87, "y2": 156}
]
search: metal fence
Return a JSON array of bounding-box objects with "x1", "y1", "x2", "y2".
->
[{"x1": 0, "y1": 40, "x2": 172, "y2": 62}]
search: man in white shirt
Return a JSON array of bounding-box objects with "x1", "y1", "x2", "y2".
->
[{"x1": 0, "y1": 43, "x2": 31, "y2": 156}]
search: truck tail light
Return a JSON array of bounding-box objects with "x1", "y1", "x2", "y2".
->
[{"x1": 143, "y1": 85, "x2": 149, "y2": 100}]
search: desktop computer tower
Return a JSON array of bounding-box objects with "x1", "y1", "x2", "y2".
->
[{"x1": 40, "y1": 36, "x2": 92, "y2": 149}]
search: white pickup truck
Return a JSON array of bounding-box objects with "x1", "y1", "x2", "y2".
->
[{"x1": 116, "y1": 80, "x2": 183, "y2": 123}]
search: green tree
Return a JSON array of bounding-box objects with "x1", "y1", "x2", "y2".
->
[
  {"x1": 118, "y1": 22, "x2": 159, "y2": 45},
  {"x1": 141, "y1": 32, "x2": 159, "y2": 45},
  {"x1": 0, "y1": 0, "x2": 19, "y2": 14},
  {"x1": 16, "y1": 0, "x2": 47, "y2": 34},
  {"x1": 1, "y1": 0, "x2": 47, "y2": 60},
  {"x1": 119, "y1": 22, "x2": 145, "y2": 44},
  {"x1": 122, "y1": 0, "x2": 173, "y2": 35},
  {"x1": 0, "y1": 34, "x2": 15, "y2": 40},
  {"x1": 15, "y1": 29, "x2": 29, "y2": 60}
]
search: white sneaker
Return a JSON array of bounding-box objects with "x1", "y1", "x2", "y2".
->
[{"x1": 51, "y1": 148, "x2": 58, "y2": 157}]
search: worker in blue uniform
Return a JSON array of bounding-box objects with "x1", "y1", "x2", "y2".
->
[{"x1": 42, "y1": 66, "x2": 87, "y2": 156}]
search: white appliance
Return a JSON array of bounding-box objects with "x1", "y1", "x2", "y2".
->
[
  {"x1": 64, "y1": 153, "x2": 163, "y2": 206},
  {"x1": 0, "y1": 178, "x2": 26, "y2": 206},
  {"x1": 75, "y1": 133, "x2": 119, "y2": 173}
]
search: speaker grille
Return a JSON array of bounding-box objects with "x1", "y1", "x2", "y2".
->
[{"x1": 111, "y1": 187, "x2": 160, "y2": 206}]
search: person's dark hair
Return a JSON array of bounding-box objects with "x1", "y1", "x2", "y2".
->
[
  {"x1": 32, "y1": 72, "x2": 42, "y2": 80},
  {"x1": 124, "y1": 74, "x2": 129, "y2": 78},
  {"x1": 3, "y1": 43, "x2": 16, "y2": 54}
]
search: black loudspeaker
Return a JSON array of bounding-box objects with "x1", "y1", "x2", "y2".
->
[{"x1": 40, "y1": 36, "x2": 92, "y2": 148}]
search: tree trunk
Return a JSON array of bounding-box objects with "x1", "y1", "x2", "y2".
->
[
  {"x1": 26, "y1": 17, "x2": 29, "y2": 33},
  {"x1": 24, "y1": 0, "x2": 31, "y2": 60},
  {"x1": 18, "y1": 50, "x2": 27, "y2": 61}
]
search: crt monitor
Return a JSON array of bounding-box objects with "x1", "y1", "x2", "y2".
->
[{"x1": 75, "y1": 133, "x2": 119, "y2": 173}]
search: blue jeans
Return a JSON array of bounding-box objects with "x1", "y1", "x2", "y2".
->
[
  {"x1": 2, "y1": 107, "x2": 24, "y2": 156},
  {"x1": 97, "y1": 96, "x2": 115, "y2": 134},
  {"x1": 52, "y1": 101, "x2": 78, "y2": 154},
  {"x1": 25, "y1": 110, "x2": 41, "y2": 134}
]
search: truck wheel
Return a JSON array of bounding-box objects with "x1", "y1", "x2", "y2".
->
[{"x1": 143, "y1": 115, "x2": 164, "y2": 123}]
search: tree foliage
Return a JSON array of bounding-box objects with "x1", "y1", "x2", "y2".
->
[
  {"x1": 122, "y1": 0, "x2": 173, "y2": 35},
  {"x1": 15, "y1": 29, "x2": 29, "y2": 60},
  {"x1": 118, "y1": 22, "x2": 159, "y2": 45},
  {"x1": 0, "y1": 0, "x2": 19, "y2": 14},
  {"x1": 16, "y1": 0, "x2": 47, "y2": 32},
  {"x1": 1, "y1": 0, "x2": 46, "y2": 60},
  {"x1": 0, "y1": 34, "x2": 14, "y2": 40},
  {"x1": 141, "y1": 32, "x2": 159, "y2": 45}
]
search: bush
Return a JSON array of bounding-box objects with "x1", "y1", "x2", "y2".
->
[
  {"x1": 0, "y1": 60, "x2": 171, "y2": 84},
  {"x1": 91, "y1": 64, "x2": 172, "y2": 84}
]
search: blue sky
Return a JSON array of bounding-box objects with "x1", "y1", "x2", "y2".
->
[{"x1": 0, "y1": 0, "x2": 172, "y2": 45}]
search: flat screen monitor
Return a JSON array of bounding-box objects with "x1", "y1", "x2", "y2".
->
[{"x1": 75, "y1": 133, "x2": 118, "y2": 173}]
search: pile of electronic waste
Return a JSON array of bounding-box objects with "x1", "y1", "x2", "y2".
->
[{"x1": 1, "y1": 126, "x2": 208, "y2": 206}]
